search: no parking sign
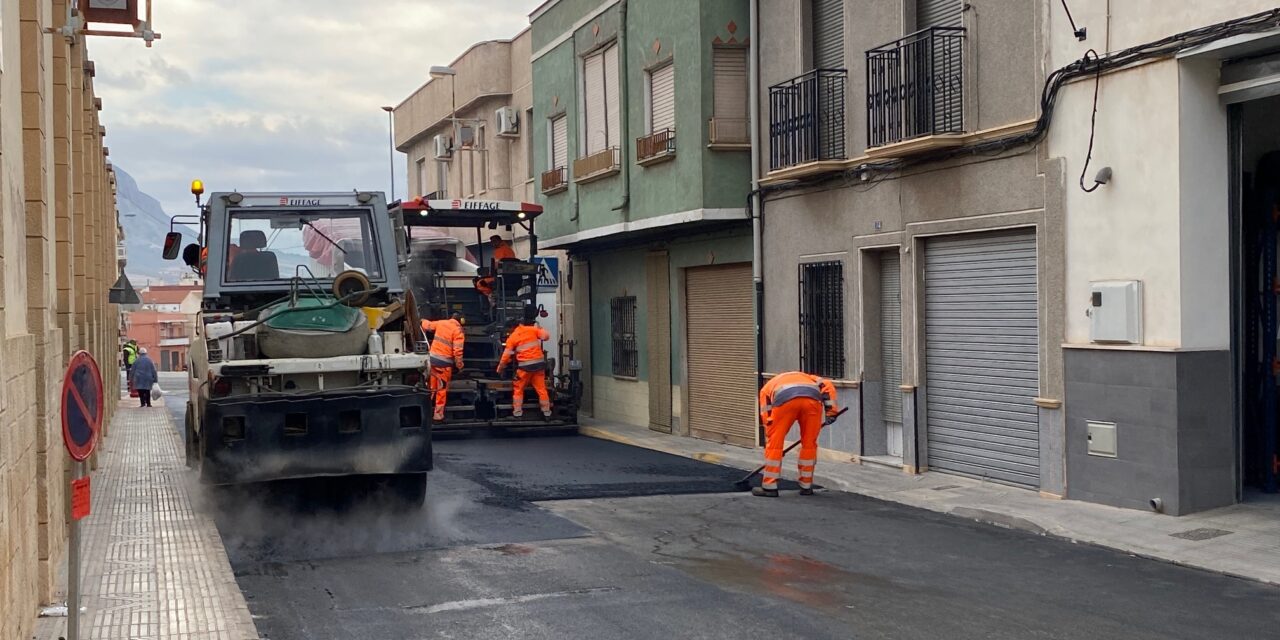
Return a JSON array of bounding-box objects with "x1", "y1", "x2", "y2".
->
[{"x1": 61, "y1": 351, "x2": 103, "y2": 462}]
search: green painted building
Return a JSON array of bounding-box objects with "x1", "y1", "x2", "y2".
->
[{"x1": 530, "y1": 0, "x2": 757, "y2": 445}]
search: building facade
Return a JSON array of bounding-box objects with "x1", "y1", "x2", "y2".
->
[
  {"x1": 0, "y1": 2, "x2": 122, "y2": 638},
  {"x1": 531, "y1": 0, "x2": 756, "y2": 442},
  {"x1": 757, "y1": 1, "x2": 1063, "y2": 490},
  {"x1": 1048, "y1": 0, "x2": 1280, "y2": 515}
]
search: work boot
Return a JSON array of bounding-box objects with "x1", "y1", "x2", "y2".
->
[
  {"x1": 751, "y1": 487, "x2": 779, "y2": 498},
  {"x1": 799, "y1": 487, "x2": 815, "y2": 496}
]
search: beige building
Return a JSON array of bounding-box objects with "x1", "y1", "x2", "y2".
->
[
  {"x1": 393, "y1": 28, "x2": 536, "y2": 215},
  {"x1": 1, "y1": 2, "x2": 122, "y2": 638}
]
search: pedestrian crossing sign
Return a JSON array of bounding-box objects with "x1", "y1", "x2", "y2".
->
[{"x1": 533, "y1": 257, "x2": 559, "y2": 291}]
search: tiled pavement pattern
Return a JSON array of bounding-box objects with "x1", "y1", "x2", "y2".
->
[
  {"x1": 581, "y1": 418, "x2": 1280, "y2": 587},
  {"x1": 34, "y1": 399, "x2": 258, "y2": 640}
]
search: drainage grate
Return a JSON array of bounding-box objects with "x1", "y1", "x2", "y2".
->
[{"x1": 1169, "y1": 527, "x2": 1233, "y2": 541}]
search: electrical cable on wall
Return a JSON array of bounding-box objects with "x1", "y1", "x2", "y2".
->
[
  {"x1": 1078, "y1": 49, "x2": 1105, "y2": 193},
  {"x1": 1060, "y1": 0, "x2": 1088, "y2": 41}
]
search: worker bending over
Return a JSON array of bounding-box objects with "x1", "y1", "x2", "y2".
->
[
  {"x1": 497, "y1": 308, "x2": 552, "y2": 419},
  {"x1": 421, "y1": 312, "x2": 466, "y2": 423},
  {"x1": 755, "y1": 371, "x2": 841, "y2": 497}
]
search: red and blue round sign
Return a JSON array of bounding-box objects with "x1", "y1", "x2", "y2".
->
[{"x1": 61, "y1": 351, "x2": 103, "y2": 462}]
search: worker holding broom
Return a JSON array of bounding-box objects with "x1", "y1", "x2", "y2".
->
[
  {"x1": 421, "y1": 312, "x2": 466, "y2": 423},
  {"x1": 754, "y1": 372, "x2": 841, "y2": 497}
]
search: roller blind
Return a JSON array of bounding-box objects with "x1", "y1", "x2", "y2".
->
[{"x1": 649, "y1": 63, "x2": 676, "y2": 132}]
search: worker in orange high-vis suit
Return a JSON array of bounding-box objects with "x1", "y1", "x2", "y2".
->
[
  {"x1": 496, "y1": 309, "x2": 552, "y2": 419},
  {"x1": 755, "y1": 371, "x2": 841, "y2": 497},
  {"x1": 420, "y1": 312, "x2": 466, "y2": 422}
]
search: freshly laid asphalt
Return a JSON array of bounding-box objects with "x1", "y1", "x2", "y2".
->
[{"x1": 199, "y1": 434, "x2": 1280, "y2": 640}]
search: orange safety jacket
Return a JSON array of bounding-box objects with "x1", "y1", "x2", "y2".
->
[
  {"x1": 499, "y1": 324, "x2": 550, "y2": 372},
  {"x1": 475, "y1": 276, "x2": 495, "y2": 296},
  {"x1": 493, "y1": 242, "x2": 516, "y2": 262},
  {"x1": 758, "y1": 372, "x2": 839, "y2": 424},
  {"x1": 421, "y1": 318, "x2": 465, "y2": 369}
]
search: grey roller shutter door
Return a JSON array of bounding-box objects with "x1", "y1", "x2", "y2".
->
[
  {"x1": 880, "y1": 252, "x2": 903, "y2": 427},
  {"x1": 918, "y1": 0, "x2": 962, "y2": 29},
  {"x1": 584, "y1": 50, "x2": 605, "y2": 153},
  {"x1": 687, "y1": 263, "x2": 757, "y2": 447},
  {"x1": 604, "y1": 44, "x2": 620, "y2": 148},
  {"x1": 813, "y1": 0, "x2": 844, "y2": 70},
  {"x1": 924, "y1": 231, "x2": 1039, "y2": 488},
  {"x1": 650, "y1": 63, "x2": 676, "y2": 133},
  {"x1": 551, "y1": 116, "x2": 568, "y2": 169}
]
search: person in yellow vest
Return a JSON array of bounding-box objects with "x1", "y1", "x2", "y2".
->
[{"x1": 420, "y1": 313, "x2": 465, "y2": 423}]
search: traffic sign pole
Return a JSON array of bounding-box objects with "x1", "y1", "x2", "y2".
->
[{"x1": 68, "y1": 460, "x2": 82, "y2": 640}]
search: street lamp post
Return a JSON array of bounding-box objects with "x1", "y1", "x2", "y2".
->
[{"x1": 380, "y1": 105, "x2": 395, "y2": 202}]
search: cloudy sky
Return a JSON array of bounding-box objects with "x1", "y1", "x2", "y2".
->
[{"x1": 90, "y1": 0, "x2": 542, "y2": 217}]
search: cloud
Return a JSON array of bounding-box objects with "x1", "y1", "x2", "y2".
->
[{"x1": 89, "y1": 0, "x2": 540, "y2": 219}]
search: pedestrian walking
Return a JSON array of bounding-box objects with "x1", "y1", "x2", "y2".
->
[
  {"x1": 420, "y1": 312, "x2": 466, "y2": 423},
  {"x1": 496, "y1": 308, "x2": 552, "y2": 419},
  {"x1": 131, "y1": 347, "x2": 158, "y2": 408},
  {"x1": 754, "y1": 371, "x2": 842, "y2": 497}
]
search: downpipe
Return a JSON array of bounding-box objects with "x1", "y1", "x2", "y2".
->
[
  {"x1": 749, "y1": 0, "x2": 764, "y2": 389},
  {"x1": 611, "y1": 0, "x2": 631, "y2": 216}
]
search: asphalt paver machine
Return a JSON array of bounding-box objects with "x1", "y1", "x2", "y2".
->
[{"x1": 391, "y1": 198, "x2": 582, "y2": 433}]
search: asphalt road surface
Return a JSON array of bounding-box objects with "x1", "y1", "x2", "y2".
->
[{"x1": 164, "y1": 371, "x2": 1280, "y2": 639}]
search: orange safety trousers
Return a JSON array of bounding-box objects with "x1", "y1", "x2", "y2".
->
[
  {"x1": 512, "y1": 369, "x2": 550, "y2": 416},
  {"x1": 428, "y1": 365, "x2": 453, "y2": 421},
  {"x1": 762, "y1": 397, "x2": 823, "y2": 490}
]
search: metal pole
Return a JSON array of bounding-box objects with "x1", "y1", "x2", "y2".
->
[
  {"x1": 386, "y1": 109, "x2": 396, "y2": 201},
  {"x1": 68, "y1": 460, "x2": 82, "y2": 640}
]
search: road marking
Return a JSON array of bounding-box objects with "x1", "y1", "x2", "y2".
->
[{"x1": 405, "y1": 586, "x2": 619, "y2": 614}]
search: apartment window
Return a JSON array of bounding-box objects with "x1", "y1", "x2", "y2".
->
[
  {"x1": 549, "y1": 115, "x2": 568, "y2": 169},
  {"x1": 647, "y1": 62, "x2": 675, "y2": 133},
  {"x1": 475, "y1": 125, "x2": 487, "y2": 193},
  {"x1": 435, "y1": 160, "x2": 449, "y2": 198},
  {"x1": 525, "y1": 107, "x2": 535, "y2": 179},
  {"x1": 799, "y1": 261, "x2": 844, "y2": 378},
  {"x1": 415, "y1": 157, "x2": 427, "y2": 197},
  {"x1": 582, "y1": 43, "x2": 620, "y2": 154},
  {"x1": 813, "y1": 0, "x2": 845, "y2": 70},
  {"x1": 610, "y1": 295, "x2": 638, "y2": 378},
  {"x1": 711, "y1": 47, "x2": 748, "y2": 143}
]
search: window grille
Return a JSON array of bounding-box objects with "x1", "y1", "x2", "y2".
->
[
  {"x1": 611, "y1": 295, "x2": 638, "y2": 377},
  {"x1": 799, "y1": 261, "x2": 845, "y2": 378}
]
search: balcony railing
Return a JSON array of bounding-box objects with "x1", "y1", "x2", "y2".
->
[
  {"x1": 572, "y1": 147, "x2": 621, "y2": 184},
  {"x1": 768, "y1": 69, "x2": 847, "y2": 171},
  {"x1": 866, "y1": 27, "x2": 965, "y2": 149},
  {"x1": 708, "y1": 117, "x2": 750, "y2": 146},
  {"x1": 636, "y1": 129, "x2": 676, "y2": 165},
  {"x1": 540, "y1": 167, "x2": 568, "y2": 195}
]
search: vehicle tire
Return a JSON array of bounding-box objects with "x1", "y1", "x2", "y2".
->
[
  {"x1": 184, "y1": 403, "x2": 197, "y2": 468},
  {"x1": 392, "y1": 473, "x2": 427, "y2": 507}
]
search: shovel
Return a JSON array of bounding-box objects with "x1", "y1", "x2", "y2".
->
[{"x1": 732, "y1": 407, "x2": 849, "y2": 491}]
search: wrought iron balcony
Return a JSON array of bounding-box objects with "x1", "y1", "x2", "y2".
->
[
  {"x1": 866, "y1": 27, "x2": 965, "y2": 149},
  {"x1": 540, "y1": 167, "x2": 568, "y2": 195},
  {"x1": 636, "y1": 129, "x2": 676, "y2": 166},
  {"x1": 768, "y1": 69, "x2": 847, "y2": 171}
]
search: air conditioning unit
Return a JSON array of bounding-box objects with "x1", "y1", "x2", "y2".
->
[
  {"x1": 496, "y1": 107, "x2": 519, "y2": 136},
  {"x1": 433, "y1": 134, "x2": 452, "y2": 160}
]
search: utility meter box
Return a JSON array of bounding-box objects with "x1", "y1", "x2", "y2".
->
[{"x1": 1089, "y1": 280, "x2": 1143, "y2": 344}]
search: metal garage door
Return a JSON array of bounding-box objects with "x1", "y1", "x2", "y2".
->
[
  {"x1": 924, "y1": 231, "x2": 1039, "y2": 487},
  {"x1": 687, "y1": 263, "x2": 756, "y2": 447}
]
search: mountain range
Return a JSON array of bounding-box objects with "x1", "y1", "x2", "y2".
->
[{"x1": 116, "y1": 167, "x2": 198, "y2": 285}]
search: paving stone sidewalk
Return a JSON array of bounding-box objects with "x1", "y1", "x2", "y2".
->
[
  {"x1": 580, "y1": 418, "x2": 1280, "y2": 587},
  {"x1": 33, "y1": 398, "x2": 258, "y2": 640}
]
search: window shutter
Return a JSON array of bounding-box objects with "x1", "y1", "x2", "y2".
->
[
  {"x1": 713, "y1": 48, "x2": 748, "y2": 121},
  {"x1": 813, "y1": 0, "x2": 844, "y2": 70},
  {"x1": 649, "y1": 63, "x2": 676, "y2": 132},
  {"x1": 551, "y1": 116, "x2": 568, "y2": 169},
  {"x1": 604, "y1": 44, "x2": 620, "y2": 149},
  {"x1": 584, "y1": 50, "x2": 606, "y2": 154},
  {"x1": 918, "y1": 0, "x2": 962, "y2": 28}
]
